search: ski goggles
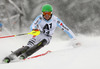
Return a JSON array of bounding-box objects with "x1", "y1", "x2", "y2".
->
[{"x1": 43, "y1": 12, "x2": 52, "y2": 16}]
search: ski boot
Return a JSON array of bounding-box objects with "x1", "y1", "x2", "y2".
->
[
  {"x1": 3, "y1": 46, "x2": 29, "y2": 63},
  {"x1": 3, "y1": 57, "x2": 11, "y2": 63},
  {"x1": 3, "y1": 54, "x2": 17, "y2": 63},
  {"x1": 19, "y1": 55, "x2": 26, "y2": 60}
]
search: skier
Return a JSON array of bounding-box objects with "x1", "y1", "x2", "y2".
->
[{"x1": 3, "y1": 4, "x2": 80, "y2": 63}]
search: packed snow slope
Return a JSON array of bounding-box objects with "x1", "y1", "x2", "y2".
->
[{"x1": 0, "y1": 34, "x2": 100, "y2": 69}]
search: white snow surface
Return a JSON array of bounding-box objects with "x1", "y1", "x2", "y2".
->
[{"x1": 0, "y1": 34, "x2": 100, "y2": 69}]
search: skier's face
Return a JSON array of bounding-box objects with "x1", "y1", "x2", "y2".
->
[{"x1": 43, "y1": 12, "x2": 52, "y2": 20}]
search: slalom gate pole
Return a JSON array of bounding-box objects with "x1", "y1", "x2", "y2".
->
[{"x1": 24, "y1": 50, "x2": 52, "y2": 60}]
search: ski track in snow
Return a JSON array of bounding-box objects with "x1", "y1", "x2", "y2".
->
[{"x1": 0, "y1": 34, "x2": 100, "y2": 69}]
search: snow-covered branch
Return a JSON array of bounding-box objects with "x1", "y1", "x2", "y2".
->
[{"x1": 8, "y1": 0, "x2": 23, "y2": 15}]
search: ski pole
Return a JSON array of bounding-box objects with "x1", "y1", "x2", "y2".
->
[{"x1": 0, "y1": 30, "x2": 40, "y2": 39}]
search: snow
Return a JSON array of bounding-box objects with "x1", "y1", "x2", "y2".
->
[{"x1": 0, "y1": 34, "x2": 100, "y2": 69}]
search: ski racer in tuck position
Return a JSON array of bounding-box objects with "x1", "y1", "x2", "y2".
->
[{"x1": 3, "y1": 4, "x2": 81, "y2": 63}]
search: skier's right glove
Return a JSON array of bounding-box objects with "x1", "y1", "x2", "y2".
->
[{"x1": 30, "y1": 29, "x2": 40, "y2": 36}]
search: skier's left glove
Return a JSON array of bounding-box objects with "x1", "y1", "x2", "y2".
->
[{"x1": 71, "y1": 39, "x2": 81, "y2": 48}]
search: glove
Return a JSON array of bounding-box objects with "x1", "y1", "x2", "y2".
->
[
  {"x1": 71, "y1": 39, "x2": 81, "y2": 48},
  {"x1": 29, "y1": 29, "x2": 40, "y2": 36}
]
